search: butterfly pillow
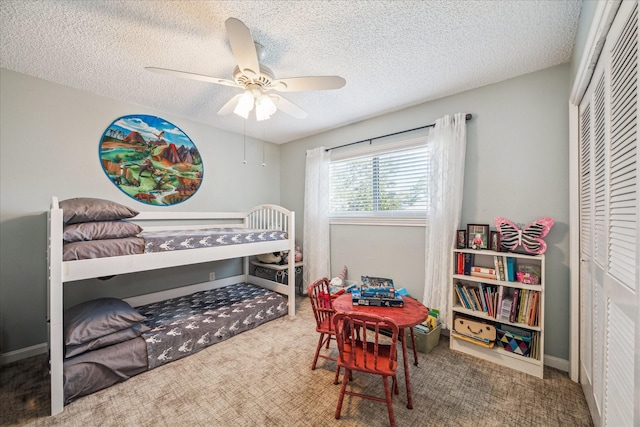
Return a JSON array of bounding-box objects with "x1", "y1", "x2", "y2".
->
[{"x1": 493, "y1": 217, "x2": 554, "y2": 255}]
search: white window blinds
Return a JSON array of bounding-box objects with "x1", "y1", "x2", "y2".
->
[{"x1": 330, "y1": 144, "x2": 429, "y2": 217}]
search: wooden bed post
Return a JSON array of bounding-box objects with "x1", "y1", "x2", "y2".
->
[{"x1": 48, "y1": 197, "x2": 65, "y2": 415}]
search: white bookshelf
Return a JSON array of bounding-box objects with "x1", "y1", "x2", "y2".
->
[{"x1": 450, "y1": 248, "x2": 545, "y2": 378}]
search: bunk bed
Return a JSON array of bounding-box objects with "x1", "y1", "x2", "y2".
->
[{"x1": 47, "y1": 196, "x2": 296, "y2": 416}]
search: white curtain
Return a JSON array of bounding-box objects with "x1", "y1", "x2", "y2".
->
[
  {"x1": 423, "y1": 113, "x2": 467, "y2": 329},
  {"x1": 303, "y1": 147, "x2": 331, "y2": 290}
]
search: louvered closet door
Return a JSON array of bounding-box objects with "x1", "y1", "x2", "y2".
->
[{"x1": 578, "y1": 2, "x2": 638, "y2": 426}]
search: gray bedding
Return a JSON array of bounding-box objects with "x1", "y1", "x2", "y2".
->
[
  {"x1": 139, "y1": 282, "x2": 288, "y2": 369},
  {"x1": 141, "y1": 228, "x2": 287, "y2": 253},
  {"x1": 63, "y1": 337, "x2": 147, "y2": 403},
  {"x1": 63, "y1": 283, "x2": 288, "y2": 403},
  {"x1": 62, "y1": 228, "x2": 287, "y2": 261},
  {"x1": 63, "y1": 237, "x2": 145, "y2": 261}
]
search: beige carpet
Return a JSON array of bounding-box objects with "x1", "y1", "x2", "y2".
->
[{"x1": 1, "y1": 296, "x2": 592, "y2": 427}]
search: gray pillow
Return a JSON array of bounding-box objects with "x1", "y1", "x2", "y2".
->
[
  {"x1": 62, "y1": 238, "x2": 145, "y2": 261},
  {"x1": 65, "y1": 323, "x2": 150, "y2": 358},
  {"x1": 63, "y1": 221, "x2": 143, "y2": 242},
  {"x1": 60, "y1": 198, "x2": 139, "y2": 225},
  {"x1": 64, "y1": 298, "x2": 146, "y2": 346}
]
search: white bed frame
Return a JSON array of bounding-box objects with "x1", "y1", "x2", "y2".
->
[{"x1": 47, "y1": 196, "x2": 296, "y2": 416}]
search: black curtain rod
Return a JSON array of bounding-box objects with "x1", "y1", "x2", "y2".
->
[{"x1": 325, "y1": 113, "x2": 473, "y2": 152}]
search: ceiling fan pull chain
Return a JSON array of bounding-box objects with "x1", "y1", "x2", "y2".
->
[
  {"x1": 243, "y1": 121, "x2": 247, "y2": 165},
  {"x1": 262, "y1": 122, "x2": 266, "y2": 167}
]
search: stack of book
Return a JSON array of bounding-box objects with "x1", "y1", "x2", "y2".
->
[
  {"x1": 454, "y1": 253, "x2": 520, "y2": 283},
  {"x1": 470, "y1": 266, "x2": 497, "y2": 280},
  {"x1": 454, "y1": 281, "x2": 499, "y2": 317},
  {"x1": 504, "y1": 288, "x2": 540, "y2": 326},
  {"x1": 454, "y1": 282, "x2": 540, "y2": 326},
  {"x1": 351, "y1": 276, "x2": 404, "y2": 307}
]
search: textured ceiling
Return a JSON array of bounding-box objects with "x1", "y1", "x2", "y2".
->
[{"x1": 0, "y1": 0, "x2": 581, "y2": 144}]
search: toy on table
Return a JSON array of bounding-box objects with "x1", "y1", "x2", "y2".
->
[{"x1": 330, "y1": 266, "x2": 356, "y2": 296}]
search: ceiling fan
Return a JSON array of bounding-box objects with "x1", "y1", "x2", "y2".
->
[{"x1": 146, "y1": 17, "x2": 346, "y2": 121}]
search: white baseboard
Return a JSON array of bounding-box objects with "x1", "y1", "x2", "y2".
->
[
  {"x1": 544, "y1": 354, "x2": 570, "y2": 373},
  {"x1": 0, "y1": 342, "x2": 48, "y2": 365}
]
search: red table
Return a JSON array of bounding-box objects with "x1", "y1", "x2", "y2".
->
[{"x1": 332, "y1": 293, "x2": 429, "y2": 409}]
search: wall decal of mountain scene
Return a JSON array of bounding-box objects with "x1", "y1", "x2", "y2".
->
[{"x1": 99, "y1": 115, "x2": 203, "y2": 206}]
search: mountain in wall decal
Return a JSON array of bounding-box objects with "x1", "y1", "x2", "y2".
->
[
  {"x1": 123, "y1": 131, "x2": 146, "y2": 145},
  {"x1": 161, "y1": 143, "x2": 182, "y2": 164}
]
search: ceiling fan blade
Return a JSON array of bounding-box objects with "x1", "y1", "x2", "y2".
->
[
  {"x1": 145, "y1": 67, "x2": 239, "y2": 88},
  {"x1": 269, "y1": 76, "x2": 346, "y2": 92},
  {"x1": 225, "y1": 18, "x2": 260, "y2": 79},
  {"x1": 217, "y1": 94, "x2": 243, "y2": 115},
  {"x1": 270, "y1": 94, "x2": 308, "y2": 119}
]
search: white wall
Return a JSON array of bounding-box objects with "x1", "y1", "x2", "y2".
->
[
  {"x1": 280, "y1": 64, "x2": 571, "y2": 361},
  {"x1": 0, "y1": 68, "x2": 281, "y2": 354}
]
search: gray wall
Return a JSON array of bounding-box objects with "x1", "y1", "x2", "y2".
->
[
  {"x1": 0, "y1": 68, "x2": 281, "y2": 354},
  {"x1": 1, "y1": 63, "x2": 572, "y2": 362},
  {"x1": 280, "y1": 64, "x2": 571, "y2": 361}
]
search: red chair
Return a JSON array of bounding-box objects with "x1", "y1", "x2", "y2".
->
[
  {"x1": 333, "y1": 311, "x2": 400, "y2": 427},
  {"x1": 308, "y1": 278, "x2": 341, "y2": 384}
]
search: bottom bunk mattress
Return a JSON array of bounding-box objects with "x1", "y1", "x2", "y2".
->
[
  {"x1": 63, "y1": 282, "x2": 288, "y2": 403},
  {"x1": 138, "y1": 282, "x2": 288, "y2": 369}
]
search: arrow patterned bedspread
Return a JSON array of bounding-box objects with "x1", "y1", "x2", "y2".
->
[
  {"x1": 140, "y1": 228, "x2": 288, "y2": 253},
  {"x1": 138, "y1": 283, "x2": 287, "y2": 369}
]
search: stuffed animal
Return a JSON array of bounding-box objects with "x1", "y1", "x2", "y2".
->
[
  {"x1": 330, "y1": 265, "x2": 348, "y2": 287},
  {"x1": 256, "y1": 252, "x2": 283, "y2": 264},
  {"x1": 282, "y1": 246, "x2": 303, "y2": 264}
]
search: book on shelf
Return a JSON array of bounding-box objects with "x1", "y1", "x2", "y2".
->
[
  {"x1": 455, "y1": 282, "x2": 470, "y2": 309},
  {"x1": 483, "y1": 286, "x2": 492, "y2": 317},
  {"x1": 463, "y1": 253, "x2": 474, "y2": 275},
  {"x1": 466, "y1": 285, "x2": 480, "y2": 311},
  {"x1": 526, "y1": 292, "x2": 535, "y2": 326},
  {"x1": 518, "y1": 289, "x2": 528, "y2": 324},
  {"x1": 496, "y1": 256, "x2": 506, "y2": 281},
  {"x1": 510, "y1": 288, "x2": 519, "y2": 323},
  {"x1": 496, "y1": 286, "x2": 504, "y2": 317},
  {"x1": 456, "y1": 253, "x2": 464, "y2": 274},
  {"x1": 505, "y1": 257, "x2": 516, "y2": 281},
  {"x1": 492, "y1": 288, "x2": 498, "y2": 318},
  {"x1": 470, "y1": 271, "x2": 497, "y2": 280},
  {"x1": 471, "y1": 266, "x2": 496, "y2": 275},
  {"x1": 526, "y1": 291, "x2": 540, "y2": 326},
  {"x1": 478, "y1": 283, "x2": 488, "y2": 313},
  {"x1": 500, "y1": 296, "x2": 512, "y2": 322}
]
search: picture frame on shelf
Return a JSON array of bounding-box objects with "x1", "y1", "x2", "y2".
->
[
  {"x1": 467, "y1": 224, "x2": 490, "y2": 250},
  {"x1": 490, "y1": 231, "x2": 500, "y2": 252},
  {"x1": 456, "y1": 230, "x2": 467, "y2": 249}
]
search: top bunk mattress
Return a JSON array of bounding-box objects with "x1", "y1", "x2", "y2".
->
[
  {"x1": 63, "y1": 228, "x2": 288, "y2": 261},
  {"x1": 141, "y1": 228, "x2": 288, "y2": 253}
]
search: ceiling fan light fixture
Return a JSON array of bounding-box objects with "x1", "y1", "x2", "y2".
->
[
  {"x1": 234, "y1": 90, "x2": 255, "y2": 119},
  {"x1": 148, "y1": 18, "x2": 345, "y2": 122},
  {"x1": 255, "y1": 94, "x2": 277, "y2": 121}
]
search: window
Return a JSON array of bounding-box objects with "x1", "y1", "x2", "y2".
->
[{"x1": 329, "y1": 141, "x2": 429, "y2": 224}]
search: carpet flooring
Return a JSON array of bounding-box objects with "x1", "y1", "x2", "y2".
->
[{"x1": 1, "y1": 296, "x2": 592, "y2": 427}]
